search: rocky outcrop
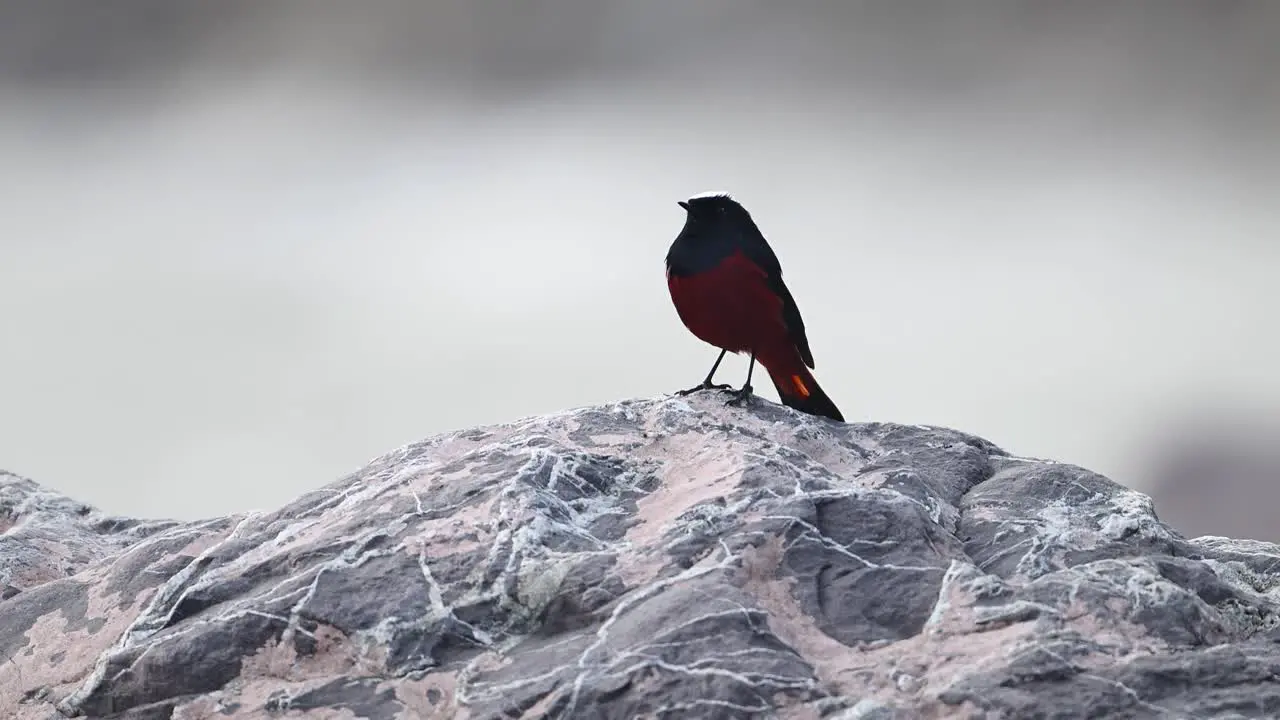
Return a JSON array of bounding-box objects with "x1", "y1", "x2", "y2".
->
[{"x1": 3, "y1": 394, "x2": 1279, "y2": 719}]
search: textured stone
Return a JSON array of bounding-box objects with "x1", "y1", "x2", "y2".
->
[{"x1": 2, "y1": 393, "x2": 1279, "y2": 719}]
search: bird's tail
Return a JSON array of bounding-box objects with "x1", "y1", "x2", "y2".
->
[{"x1": 765, "y1": 360, "x2": 844, "y2": 422}]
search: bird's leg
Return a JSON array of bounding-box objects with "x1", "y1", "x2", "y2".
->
[
  {"x1": 675, "y1": 349, "x2": 733, "y2": 395},
  {"x1": 725, "y1": 351, "x2": 756, "y2": 407}
]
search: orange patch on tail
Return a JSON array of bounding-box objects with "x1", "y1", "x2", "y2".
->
[{"x1": 790, "y1": 375, "x2": 811, "y2": 398}]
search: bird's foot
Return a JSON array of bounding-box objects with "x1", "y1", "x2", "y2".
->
[
  {"x1": 724, "y1": 384, "x2": 754, "y2": 407},
  {"x1": 675, "y1": 381, "x2": 733, "y2": 397}
]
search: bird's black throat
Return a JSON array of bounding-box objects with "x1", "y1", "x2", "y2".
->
[{"x1": 665, "y1": 225, "x2": 737, "y2": 278}]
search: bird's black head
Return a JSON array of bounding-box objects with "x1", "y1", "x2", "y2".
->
[
  {"x1": 675, "y1": 192, "x2": 763, "y2": 244},
  {"x1": 667, "y1": 192, "x2": 766, "y2": 275},
  {"x1": 677, "y1": 192, "x2": 754, "y2": 229}
]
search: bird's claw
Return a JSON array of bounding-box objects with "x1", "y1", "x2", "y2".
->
[
  {"x1": 724, "y1": 384, "x2": 754, "y2": 407},
  {"x1": 675, "y1": 381, "x2": 733, "y2": 397}
]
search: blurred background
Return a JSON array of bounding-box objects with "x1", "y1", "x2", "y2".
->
[{"x1": 1, "y1": 0, "x2": 1276, "y2": 540}]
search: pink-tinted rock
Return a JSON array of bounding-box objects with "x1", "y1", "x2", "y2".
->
[{"x1": 2, "y1": 393, "x2": 1279, "y2": 719}]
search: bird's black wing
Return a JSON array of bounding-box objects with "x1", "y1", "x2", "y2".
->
[
  {"x1": 772, "y1": 277, "x2": 815, "y2": 369},
  {"x1": 741, "y1": 234, "x2": 816, "y2": 369}
]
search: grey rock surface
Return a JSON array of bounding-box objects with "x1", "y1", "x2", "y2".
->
[{"x1": 2, "y1": 394, "x2": 1279, "y2": 719}]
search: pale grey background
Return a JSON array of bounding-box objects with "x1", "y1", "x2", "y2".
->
[{"x1": 1, "y1": 1, "x2": 1277, "y2": 539}]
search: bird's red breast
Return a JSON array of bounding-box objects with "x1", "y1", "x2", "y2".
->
[
  {"x1": 667, "y1": 250, "x2": 786, "y2": 354},
  {"x1": 668, "y1": 250, "x2": 822, "y2": 408}
]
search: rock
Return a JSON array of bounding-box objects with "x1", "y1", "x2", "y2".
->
[{"x1": 2, "y1": 393, "x2": 1279, "y2": 719}]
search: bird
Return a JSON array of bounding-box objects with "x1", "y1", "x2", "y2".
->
[{"x1": 664, "y1": 192, "x2": 844, "y2": 422}]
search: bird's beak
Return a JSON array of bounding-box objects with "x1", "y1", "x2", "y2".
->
[{"x1": 677, "y1": 200, "x2": 690, "y2": 211}]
